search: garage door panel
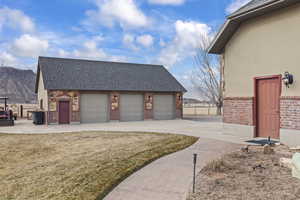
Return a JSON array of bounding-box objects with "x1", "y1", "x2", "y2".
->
[
  {"x1": 154, "y1": 94, "x2": 175, "y2": 120},
  {"x1": 80, "y1": 93, "x2": 108, "y2": 123},
  {"x1": 120, "y1": 94, "x2": 144, "y2": 121}
]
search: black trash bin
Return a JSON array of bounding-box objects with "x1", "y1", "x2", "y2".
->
[{"x1": 32, "y1": 111, "x2": 45, "y2": 125}]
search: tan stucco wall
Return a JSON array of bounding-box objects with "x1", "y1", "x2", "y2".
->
[
  {"x1": 37, "y1": 71, "x2": 48, "y2": 110},
  {"x1": 224, "y1": 4, "x2": 300, "y2": 97}
]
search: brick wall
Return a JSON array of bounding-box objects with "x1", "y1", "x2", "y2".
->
[
  {"x1": 280, "y1": 97, "x2": 300, "y2": 130},
  {"x1": 223, "y1": 97, "x2": 254, "y2": 125},
  {"x1": 47, "y1": 90, "x2": 80, "y2": 124},
  {"x1": 224, "y1": 96, "x2": 300, "y2": 130}
]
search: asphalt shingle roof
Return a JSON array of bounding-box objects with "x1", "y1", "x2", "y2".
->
[
  {"x1": 37, "y1": 56, "x2": 186, "y2": 93},
  {"x1": 229, "y1": 0, "x2": 276, "y2": 17}
]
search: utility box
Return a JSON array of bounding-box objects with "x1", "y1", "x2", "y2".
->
[{"x1": 32, "y1": 111, "x2": 45, "y2": 125}]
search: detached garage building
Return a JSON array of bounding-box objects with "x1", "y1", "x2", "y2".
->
[{"x1": 35, "y1": 56, "x2": 186, "y2": 124}]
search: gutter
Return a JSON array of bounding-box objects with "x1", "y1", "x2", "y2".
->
[{"x1": 227, "y1": 0, "x2": 281, "y2": 19}]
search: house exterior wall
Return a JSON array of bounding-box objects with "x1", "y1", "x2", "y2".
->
[
  {"x1": 224, "y1": 4, "x2": 300, "y2": 97},
  {"x1": 37, "y1": 71, "x2": 48, "y2": 110},
  {"x1": 222, "y1": 4, "x2": 300, "y2": 146}
]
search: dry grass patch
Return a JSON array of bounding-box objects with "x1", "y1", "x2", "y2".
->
[{"x1": 0, "y1": 131, "x2": 197, "y2": 200}]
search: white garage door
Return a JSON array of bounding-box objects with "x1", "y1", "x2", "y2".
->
[
  {"x1": 120, "y1": 94, "x2": 144, "y2": 121},
  {"x1": 154, "y1": 94, "x2": 175, "y2": 120},
  {"x1": 80, "y1": 93, "x2": 108, "y2": 123}
]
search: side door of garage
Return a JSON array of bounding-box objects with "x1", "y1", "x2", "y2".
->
[
  {"x1": 153, "y1": 94, "x2": 175, "y2": 120},
  {"x1": 80, "y1": 93, "x2": 108, "y2": 123},
  {"x1": 120, "y1": 94, "x2": 144, "y2": 121}
]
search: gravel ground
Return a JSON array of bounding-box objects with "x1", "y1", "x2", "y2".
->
[{"x1": 187, "y1": 145, "x2": 300, "y2": 200}]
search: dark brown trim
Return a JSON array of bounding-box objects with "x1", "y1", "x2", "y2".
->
[{"x1": 253, "y1": 74, "x2": 282, "y2": 138}]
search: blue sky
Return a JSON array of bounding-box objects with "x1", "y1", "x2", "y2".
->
[{"x1": 0, "y1": 0, "x2": 250, "y2": 98}]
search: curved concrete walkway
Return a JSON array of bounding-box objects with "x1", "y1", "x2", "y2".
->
[{"x1": 104, "y1": 138, "x2": 242, "y2": 200}]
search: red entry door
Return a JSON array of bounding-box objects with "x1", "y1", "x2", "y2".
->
[
  {"x1": 59, "y1": 101, "x2": 70, "y2": 124},
  {"x1": 256, "y1": 77, "x2": 280, "y2": 139}
]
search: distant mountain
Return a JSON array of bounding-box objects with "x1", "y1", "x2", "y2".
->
[{"x1": 0, "y1": 66, "x2": 37, "y2": 103}]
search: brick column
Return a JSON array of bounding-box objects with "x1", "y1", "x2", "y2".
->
[
  {"x1": 144, "y1": 93, "x2": 153, "y2": 120},
  {"x1": 110, "y1": 92, "x2": 120, "y2": 121},
  {"x1": 175, "y1": 93, "x2": 183, "y2": 118},
  {"x1": 47, "y1": 91, "x2": 59, "y2": 124},
  {"x1": 70, "y1": 91, "x2": 80, "y2": 124}
]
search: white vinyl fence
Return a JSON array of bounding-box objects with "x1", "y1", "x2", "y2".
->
[{"x1": 183, "y1": 104, "x2": 218, "y2": 116}]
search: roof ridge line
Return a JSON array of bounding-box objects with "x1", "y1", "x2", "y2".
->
[{"x1": 38, "y1": 56, "x2": 164, "y2": 68}]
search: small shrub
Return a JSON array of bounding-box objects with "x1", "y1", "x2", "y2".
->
[{"x1": 202, "y1": 158, "x2": 235, "y2": 174}]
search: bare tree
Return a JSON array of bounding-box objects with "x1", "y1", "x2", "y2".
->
[{"x1": 192, "y1": 34, "x2": 223, "y2": 115}]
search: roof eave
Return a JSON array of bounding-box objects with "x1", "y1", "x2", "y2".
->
[
  {"x1": 208, "y1": 20, "x2": 232, "y2": 54},
  {"x1": 227, "y1": 0, "x2": 280, "y2": 19},
  {"x1": 208, "y1": 0, "x2": 300, "y2": 55}
]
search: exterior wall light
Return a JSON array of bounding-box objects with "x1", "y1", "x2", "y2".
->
[{"x1": 282, "y1": 72, "x2": 294, "y2": 88}]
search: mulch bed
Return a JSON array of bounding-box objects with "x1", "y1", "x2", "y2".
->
[{"x1": 187, "y1": 145, "x2": 300, "y2": 200}]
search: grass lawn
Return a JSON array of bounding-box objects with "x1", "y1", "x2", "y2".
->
[{"x1": 0, "y1": 131, "x2": 197, "y2": 200}]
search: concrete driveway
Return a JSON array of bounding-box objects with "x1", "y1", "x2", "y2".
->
[
  {"x1": 0, "y1": 119, "x2": 247, "y2": 200},
  {"x1": 0, "y1": 119, "x2": 249, "y2": 144}
]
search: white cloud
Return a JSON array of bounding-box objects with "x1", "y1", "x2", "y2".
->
[
  {"x1": 57, "y1": 49, "x2": 69, "y2": 57},
  {"x1": 0, "y1": 7, "x2": 35, "y2": 33},
  {"x1": 11, "y1": 34, "x2": 49, "y2": 58},
  {"x1": 226, "y1": 0, "x2": 251, "y2": 14},
  {"x1": 123, "y1": 33, "x2": 154, "y2": 50},
  {"x1": 83, "y1": 0, "x2": 149, "y2": 30},
  {"x1": 157, "y1": 20, "x2": 211, "y2": 68},
  {"x1": 56, "y1": 37, "x2": 126, "y2": 62},
  {"x1": 148, "y1": 0, "x2": 185, "y2": 6},
  {"x1": 123, "y1": 33, "x2": 138, "y2": 50},
  {"x1": 0, "y1": 52, "x2": 17, "y2": 66},
  {"x1": 73, "y1": 40, "x2": 108, "y2": 59},
  {"x1": 136, "y1": 34, "x2": 154, "y2": 47},
  {"x1": 159, "y1": 38, "x2": 166, "y2": 47}
]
